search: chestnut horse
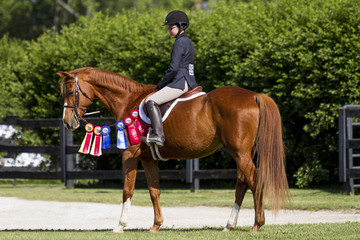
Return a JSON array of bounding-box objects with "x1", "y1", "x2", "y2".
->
[{"x1": 58, "y1": 67, "x2": 290, "y2": 233}]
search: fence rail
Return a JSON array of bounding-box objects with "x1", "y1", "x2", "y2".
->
[{"x1": 0, "y1": 116, "x2": 236, "y2": 189}]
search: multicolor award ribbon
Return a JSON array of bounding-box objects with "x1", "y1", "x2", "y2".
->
[
  {"x1": 78, "y1": 123, "x2": 94, "y2": 154},
  {"x1": 124, "y1": 116, "x2": 141, "y2": 145},
  {"x1": 131, "y1": 109, "x2": 148, "y2": 137},
  {"x1": 101, "y1": 126, "x2": 111, "y2": 149},
  {"x1": 116, "y1": 120, "x2": 128, "y2": 149},
  {"x1": 90, "y1": 126, "x2": 102, "y2": 156}
]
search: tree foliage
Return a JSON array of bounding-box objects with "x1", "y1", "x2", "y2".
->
[
  {"x1": 1, "y1": 0, "x2": 360, "y2": 187},
  {"x1": 0, "y1": 0, "x2": 197, "y2": 40}
]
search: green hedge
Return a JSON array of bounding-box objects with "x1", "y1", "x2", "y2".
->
[{"x1": 2, "y1": 0, "x2": 360, "y2": 187}]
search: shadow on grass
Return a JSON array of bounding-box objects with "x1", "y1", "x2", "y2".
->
[{"x1": 0, "y1": 227, "x2": 251, "y2": 233}]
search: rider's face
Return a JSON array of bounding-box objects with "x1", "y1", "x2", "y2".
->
[{"x1": 167, "y1": 25, "x2": 179, "y2": 38}]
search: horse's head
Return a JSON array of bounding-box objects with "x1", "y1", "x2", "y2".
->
[{"x1": 57, "y1": 71, "x2": 94, "y2": 131}]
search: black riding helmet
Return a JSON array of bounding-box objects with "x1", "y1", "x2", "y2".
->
[{"x1": 164, "y1": 10, "x2": 189, "y2": 31}]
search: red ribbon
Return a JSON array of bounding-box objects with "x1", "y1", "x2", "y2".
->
[
  {"x1": 124, "y1": 116, "x2": 141, "y2": 145},
  {"x1": 79, "y1": 123, "x2": 94, "y2": 154},
  {"x1": 90, "y1": 126, "x2": 102, "y2": 156},
  {"x1": 131, "y1": 109, "x2": 148, "y2": 136}
]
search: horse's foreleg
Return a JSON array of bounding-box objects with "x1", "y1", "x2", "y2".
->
[
  {"x1": 113, "y1": 151, "x2": 139, "y2": 233},
  {"x1": 223, "y1": 171, "x2": 249, "y2": 231},
  {"x1": 113, "y1": 169, "x2": 136, "y2": 233},
  {"x1": 141, "y1": 158, "x2": 163, "y2": 233}
]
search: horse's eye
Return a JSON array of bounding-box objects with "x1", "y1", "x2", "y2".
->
[{"x1": 67, "y1": 90, "x2": 74, "y2": 96}]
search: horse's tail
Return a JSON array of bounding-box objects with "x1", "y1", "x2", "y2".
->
[{"x1": 254, "y1": 93, "x2": 290, "y2": 213}]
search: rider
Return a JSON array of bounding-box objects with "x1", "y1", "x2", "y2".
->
[{"x1": 143, "y1": 10, "x2": 198, "y2": 147}]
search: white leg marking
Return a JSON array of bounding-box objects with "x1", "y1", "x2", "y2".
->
[
  {"x1": 223, "y1": 203, "x2": 240, "y2": 231},
  {"x1": 120, "y1": 198, "x2": 131, "y2": 226},
  {"x1": 113, "y1": 198, "x2": 131, "y2": 233}
]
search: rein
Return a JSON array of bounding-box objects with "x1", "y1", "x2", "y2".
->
[{"x1": 64, "y1": 73, "x2": 107, "y2": 124}]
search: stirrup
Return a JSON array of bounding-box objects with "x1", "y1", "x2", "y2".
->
[
  {"x1": 141, "y1": 128, "x2": 168, "y2": 161},
  {"x1": 149, "y1": 143, "x2": 168, "y2": 161},
  {"x1": 140, "y1": 128, "x2": 164, "y2": 147},
  {"x1": 149, "y1": 137, "x2": 164, "y2": 147}
]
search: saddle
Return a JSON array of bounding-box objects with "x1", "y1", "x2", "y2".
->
[{"x1": 139, "y1": 86, "x2": 205, "y2": 124}]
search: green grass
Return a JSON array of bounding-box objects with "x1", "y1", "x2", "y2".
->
[
  {"x1": 2, "y1": 223, "x2": 360, "y2": 240},
  {"x1": 0, "y1": 180, "x2": 359, "y2": 211}
]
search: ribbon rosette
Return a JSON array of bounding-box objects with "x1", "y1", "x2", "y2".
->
[
  {"x1": 131, "y1": 109, "x2": 148, "y2": 137},
  {"x1": 90, "y1": 126, "x2": 102, "y2": 156},
  {"x1": 78, "y1": 123, "x2": 94, "y2": 154},
  {"x1": 101, "y1": 126, "x2": 111, "y2": 149},
  {"x1": 124, "y1": 116, "x2": 141, "y2": 145},
  {"x1": 116, "y1": 120, "x2": 128, "y2": 149}
]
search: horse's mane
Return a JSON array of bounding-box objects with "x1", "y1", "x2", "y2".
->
[{"x1": 70, "y1": 67, "x2": 148, "y2": 92}]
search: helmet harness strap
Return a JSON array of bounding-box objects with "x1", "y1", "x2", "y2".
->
[{"x1": 175, "y1": 23, "x2": 184, "y2": 39}]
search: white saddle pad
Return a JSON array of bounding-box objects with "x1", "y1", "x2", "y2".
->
[{"x1": 139, "y1": 92, "x2": 206, "y2": 124}]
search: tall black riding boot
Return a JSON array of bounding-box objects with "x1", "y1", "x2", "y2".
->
[{"x1": 146, "y1": 100, "x2": 165, "y2": 147}]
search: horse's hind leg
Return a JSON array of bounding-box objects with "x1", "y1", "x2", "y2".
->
[
  {"x1": 237, "y1": 155, "x2": 265, "y2": 232},
  {"x1": 223, "y1": 171, "x2": 248, "y2": 231},
  {"x1": 225, "y1": 153, "x2": 265, "y2": 232},
  {"x1": 250, "y1": 183, "x2": 265, "y2": 232}
]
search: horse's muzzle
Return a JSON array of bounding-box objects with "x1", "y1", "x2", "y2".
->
[{"x1": 63, "y1": 115, "x2": 80, "y2": 131}]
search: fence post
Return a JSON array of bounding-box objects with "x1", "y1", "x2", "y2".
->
[
  {"x1": 185, "y1": 159, "x2": 193, "y2": 184},
  {"x1": 59, "y1": 121, "x2": 75, "y2": 188},
  {"x1": 346, "y1": 117, "x2": 355, "y2": 194},
  {"x1": 338, "y1": 108, "x2": 346, "y2": 184},
  {"x1": 193, "y1": 158, "x2": 199, "y2": 191},
  {"x1": 66, "y1": 130, "x2": 74, "y2": 189},
  {"x1": 338, "y1": 105, "x2": 360, "y2": 195},
  {"x1": 59, "y1": 121, "x2": 66, "y2": 183}
]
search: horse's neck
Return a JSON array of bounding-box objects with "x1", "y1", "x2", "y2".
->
[{"x1": 93, "y1": 82, "x2": 155, "y2": 120}]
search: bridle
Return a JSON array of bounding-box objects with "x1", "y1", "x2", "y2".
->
[{"x1": 63, "y1": 73, "x2": 93, "y2": 124}]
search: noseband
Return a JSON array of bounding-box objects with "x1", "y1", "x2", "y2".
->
[{"x1": 63, "y1": 73, "x2": 93, "y2": 123}]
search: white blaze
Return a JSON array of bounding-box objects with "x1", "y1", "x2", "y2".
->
[{"x1": 63, "y1": 102, "x2": 67, "y2": 119}]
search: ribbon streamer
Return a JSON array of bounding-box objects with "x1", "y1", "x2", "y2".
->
[
  {"x1": 124, "y1": 116, "x2": 141, "y2": 145},
  {"x1": 90, "y1": 126, "x2": 102, "y2": 156},
  {"x1": 131, "y1": 109, "x2": 148, "y2": 136},
  {"x1": 101, "y1": 126, "x2": 111, "y2": 149},
  {"x1": 78, "y1": 123, "x2": 94, "y2": 154},
  {"x1": 116, "y1": 120, "x2": 128, "y2": 149}
]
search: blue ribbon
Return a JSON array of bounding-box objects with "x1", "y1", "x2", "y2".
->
[
  {"x1": 100, "y1": 126, "x2": 111, "y2": 149},
  {"x1": 115, "y1": 120, "x2": 128, "y2": 149}
]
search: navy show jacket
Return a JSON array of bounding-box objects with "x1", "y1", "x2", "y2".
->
[{"x1": 158, "y1": 32, "x2": 198, "y2": 90}]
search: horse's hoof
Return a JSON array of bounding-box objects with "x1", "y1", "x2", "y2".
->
[
  {"x1": 223, "y1": 223, "x2": 235, "y2": 232},
  {"x1": 149, "y1": 228, "x2": 159, "y2": 233},
  {"x1": 113, "y1": 225, "x2": 124, "y2": 233},
  {"x1": 149, "y1": 224, "x2": 160, "y2": 233},
  {"x1": 250, "y1": 225, "x2": 260, "y2": 232}
]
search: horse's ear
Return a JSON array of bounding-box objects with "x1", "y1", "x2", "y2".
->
[{"x1": 57, "y1": 71, "x2": 70, "y2": 78}]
